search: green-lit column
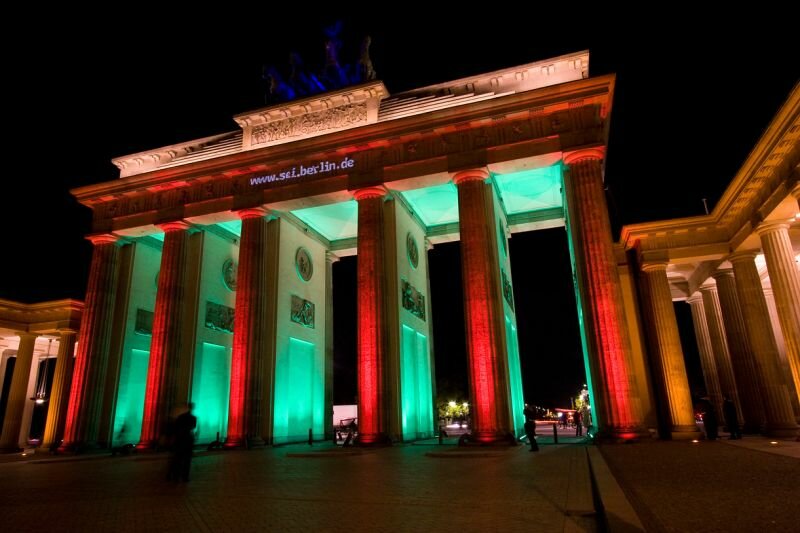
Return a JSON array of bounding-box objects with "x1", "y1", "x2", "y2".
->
[
  {"x1": 41, "y1": 330, "x2": 78, "y2": 450},
  {"x1": 0, "y1": 333, "x2": 38, "y2": 452},
  {"x1": 729, "y1": 252, "x2": 798, "y2": 437}
]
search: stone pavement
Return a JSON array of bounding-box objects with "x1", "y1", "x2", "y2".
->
[
  {"x1": 0, "y1": 441, "x2": 599, "y2": 532},
  {"x1": 599, "y1": 437, "x2": 800, "y2": 532}
]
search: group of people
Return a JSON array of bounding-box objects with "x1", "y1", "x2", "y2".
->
[{"x1": 699, "y1": 397, "x2": 742, "y2": 440}]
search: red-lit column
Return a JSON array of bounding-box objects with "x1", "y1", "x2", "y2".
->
[
  {"x1": 137, "y1": 222, "x2": 191, "y2": 450},
  {"x1": 41, "y1": 330, "x2": 77, "y2": 450},
  {"x1": 756, "y1": 222, "x2": 800, "y2": 408},
  {"x1": 639, "y1": 262, "x2": 701, "y2": 439},
  {"x1": 225, "y1": 208, "x2": 270, "y2": 449},
  {"x1": 0, "y1": 333, "x2": 38, "y2": 451},
  {"x1": 729, "y1": 252, "x2": 798, "y2": 437},
  {"x1": 59, "y1": 235, "x2": 120, "y2": 452},
  {"x1": 563, "y1": 149, "x2": 647, "y2": 441},
  {"x1": 354, "y1": 187, "x2": 389, "y2": 445},
  {"x1": 454, "y1": 169, "x2": 512, "y2": 443}
]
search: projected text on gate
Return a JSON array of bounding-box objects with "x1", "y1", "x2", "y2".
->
[{"x1": 249, "y1": 156, "x2": 356, "y2": 186}]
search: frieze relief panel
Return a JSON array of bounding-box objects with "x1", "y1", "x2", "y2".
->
[
  {"x1": 501, "y1": 269, "x2": 514, "y2": 310},
  {"x1": 290, "y1": 295, "x2": 315, "y2": 328},
  {"x1": 251, "y1": 103, "x2": 368, "y2": 146},
  {"x1": 401, "y1": 279, "x2": 426, "y2": 321},
  {"x1": 134, "y1": 309, "x2": 154, "y2": 335},
  {"x1": 205, "y1": 301, "x2": 234, "y2": 334}
]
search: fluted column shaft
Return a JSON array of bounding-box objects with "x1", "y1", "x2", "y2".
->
[
  {"x1": 687, "y1": 295, "x2": 723, "y2": 419},
  {"x1": 729, "y1": 253, "x2": 798, "y2": 437},
  {"x1": 354, "y1": 187, "x2": 389, "y2": 444},
  {"x1": 0, "y1": 333, "x2": 38, "y2": 451},
  {"x1": 714, "y1": 270, "x2": 766, "y2": 431},
  {"x1": 225, "y1": 210, "x2": 270, "y2": 448},
  {"x1": 764, "y1": 288, "x2": 800, "y2": 420},
  {"x1": 640, "y1": 264, "x2": 700, "y2": 437},
  {"x1": 563, "y1": 150, "x2": 645, "y2": 440},
  {"x1": 41, "y1": 330, "x2": 77, "y2": 450},
  {"x1": 454, "y1": 170, "x2": 513, "y2": 443},
  {"x1": 699, "y1": 284, "x2": 743, "y2": 424},
  {"x1": 756, "y1": 222, "x2": 800, "y2": 404},
  {"x1": 59, "y1": 236, "x2": 120, "y2": 452},
  {"x1": 137, "y1": 223, "x2": 190, "y2": 449}
]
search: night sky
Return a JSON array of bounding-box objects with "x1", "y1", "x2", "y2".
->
[{"x1": 3, "y1": 10, "x2": 796, "y2": 410}]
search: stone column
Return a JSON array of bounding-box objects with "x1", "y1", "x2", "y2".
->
[
  {"x1": 454, "y1": 169, "x2": 515, "y2": 443},
  {"x1": 699, "y1": 283, "x2": 743, "y2": 424},
  {"x1": 0, "y1": 333, "x2": 38, "y2": 451},
  {"x1": 729, "y1": 252, "x2": 798, "y2": 437},
  {"x1": 563, "y1": 149, "x2": 646, "y2": 440},
  {"x1": 59, "y1": 235, "x2": 120, "y2": 452},
  {"x1": 225, "y1": 209, "x2": 271, "y2": 449},
  {"x1": 41, "y1": 330, "x2": 77, "y2": 450},
  {"x1": 324, "y1": 252, "x2": 338, "y2": 441},
  {"x1": 639, "y1": 264, "x2": 701, "y2": 438},
  {"x1": 137, "y1": 222, "x2": 191, "y2": 450},
  {"x1": 713, "y1": 270, "x2": 765, "y2": 432},
  {"x1": 354, "y1": 187, "x2": 389, "y2": 445},
  {"x1": 792, "y1": 183, "x2": 800, "y2": 212},
  {"x1": 764, "y1": 287, "x2": 800, "y2": 421},
  {"x1": 756, "y1": 222, "x2": 800, "y2": 404},
  {"x1": 686, "y1": 294, "x2": 723, "y2": 419}
]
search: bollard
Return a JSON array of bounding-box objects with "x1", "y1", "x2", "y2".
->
[
  {"x1": 308, "y1": 428, "x2": 313, "y2": 446},
  {"x1": 552, "y1": 422, "x2": 558, "y2": 444}
]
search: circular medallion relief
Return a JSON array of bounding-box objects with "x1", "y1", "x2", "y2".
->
[
  {"x1": 295, "y1": 247, "x2": 313, "y2": 282},
  {"x1": 222, "y1": 258, "x2": 238, "y2": 291},
  {"x1": 406, "y1": 233, "x2": 419, "y2": 269}
]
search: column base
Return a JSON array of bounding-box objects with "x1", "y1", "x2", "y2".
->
[
  {"x1": 594, "y1": 425, "x2": 651, "y2": 443},
  {"x1": 743, "y1": 422, "x2": 765, "y2": 434},
  {"x1": 763, "y1": 423, "x2": 799, "y2": 438},
  {"x1": 458, "y1": 431, "x2": 517, "y2": 447},
  {"x1": 669, "y1": 426, "x2": 704, "y2": 440},
  {"x1": 0, "y1": 446, "x2": 23, "y2": 454},
  {"x1": 135, "y1": 439, "x2": 160, "y2": 452},
  {"x1": 56, "y1": 441, "x2": 100, "y2": 454},
  {"x1": 355, "y1": 433, "x2": 392, "y2": 447}
]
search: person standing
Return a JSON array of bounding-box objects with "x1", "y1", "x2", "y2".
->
[
  {"x1": 722, "y1": 397, "x2": 741, "y2": 440},
  {"x1": 574, "y1": 410, "x2": 583, "y2": 437},
  {"x1": 523, "y1": 405, "x2": 539, "y2": 452},
  {"x1": 168, "y1": 403, "x2": 197, "y2": 482}
]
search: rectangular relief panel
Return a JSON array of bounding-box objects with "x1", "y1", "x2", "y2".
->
[
  {"x1": 505, "y1": 317, "x2": 525, "y2": 436},
  {"x1": 401, "y1": 325, "x2": 434, "y2": 440}
]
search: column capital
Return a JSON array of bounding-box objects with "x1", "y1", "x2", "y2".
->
[
  {"x1": 56, "y1": 328, "x2": 78, "y2": 336},
  {"x1": 86, "y1": 233, "x2": 120, "y2": 246},
  {"x1": 235, "y1": 206, "x2": 272, "y2": 220},
  {"x1": 325, "y1": 251, "x2": 341, "y2": 264},
  {"x1": 755, "y1": 220, "x2": 791, "y2": 237},
  {"x1": 352, "y1": 186, "x2": 388, "y2": 201},
  {"x1": 686, "y1": 293, "x2": 703, "y2": 305},
  {"x1": 791, "y1": 182, "x2": 800, "y2": 200},
  {"x1": 640, "y1": 261, "x2": 669, "y2": 273},
  {"x1": 156, "y1": 220, "x2": 193, "y2": 233},
  {"x1": 563, "y1": 147, "x2": 606, "y2": 165},
  {"x1": 698, "y1": 280, "x2": 718, "y2": 293},
  {"x1": 14, "y1": 331, "x2": 38, "y2": 341},
  {"x1": 727, "y1": 251, "x2": 759, "y2": 265},
  {"x1": 452, "y1": 168, "x2": 490, "y2": 185}
]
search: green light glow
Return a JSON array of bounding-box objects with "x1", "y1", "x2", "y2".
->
[
  {"x1": 400, "y1": 325, "x2": 434, "y2": 440},
  {"x1": 191, "y1": 342, "x2": 231, "y2": 443},
  {"x1": 291, "y1": 201, "x2": 358, "y2": 241},
  {"x1": 112, "y1": 348, "x2": 149, "y2": 445},
  {"x1": 505, "y1": 317, "x2": 525, "y2": 436},
  {"x1": 217, "y1": 219, "x2": 242, "y2": 237},
  {"x1": 399, "y1": 183, "x2": 460, "y2": 227},
  {"x1": 273, "y1": 337, "x2": 323, "y2": 442},
  {"x1": 493, "y1": 164, "x2": 563, "y2": 215}
]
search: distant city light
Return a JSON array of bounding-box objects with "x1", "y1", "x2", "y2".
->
[
  {"x1": 691, "y1": 439, "x2": 699, "y2": 443},
  {"x1": 770, "y1": 441, "x2": 778, "y2": 445}
]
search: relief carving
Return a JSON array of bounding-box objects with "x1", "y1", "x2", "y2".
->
[
  {"x1": 290, "y1": 295, "x2": 315, "y2": 328},
  {"x1": 205, "y1": 301, "x2": 235, "y2": 334},
  {"x1": 401, "y1": 279, "x2": 426, "y2": 321},
  {"x1": 251, "y1": 103, "x2": 367, "y2": 146}
]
